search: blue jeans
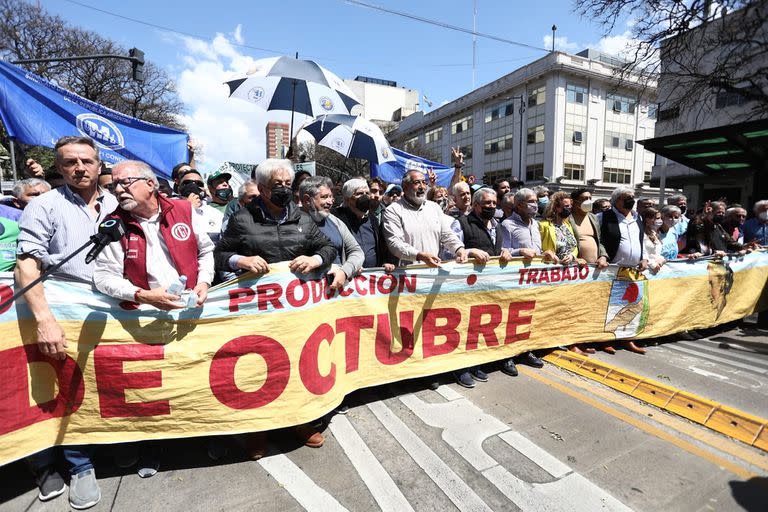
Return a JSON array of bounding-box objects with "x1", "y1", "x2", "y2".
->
[{"x1": 28, "y1": 445, "x2": 94, "y2": 476}]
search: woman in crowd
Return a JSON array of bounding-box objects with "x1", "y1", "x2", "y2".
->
[
  {"x1": 681, "y1": 213, "x2": 744, "y2": 258},
  {"x1": 659, "y1": 205, "x2": 682, "y2": 260},
  {"x1": 539, "y1": 191, "x2": 584, "y2": 266},
  {"x1": 641, "y1": 207, "x2": 665, "y2": 272},
  {"x1": 427, "y1": 185, "x2": 449, "y2": 211}
]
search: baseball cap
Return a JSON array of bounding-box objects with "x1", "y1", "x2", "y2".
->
[
  {"x1": 385, "y1": 184, "x2": 403, "y2": 196},
  {"x1": 207, "y1": 170, "x2": 232, "y2": 184}
]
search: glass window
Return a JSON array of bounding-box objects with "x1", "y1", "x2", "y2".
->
[
  {"x1": 606, "y1": 93, "x2": 637, "y2": 114},
  {"x1": 647, "y1": 103, "x2": 658, "y2": 119},
  {"x1": 602, "y1": 167, "x2": 632, "y2": 184},
  {"x1": 451, "y1": 115, "x2": 473, "y2": 135},
  {"x1": 566, "y1": 84, "x2": 588, "y2": 104},
  {"x1": 527, "y1": 125, "x2": 544, "y2": 144},
  {"x1": 484, "y1": 135, "x2": 513, "y2": 154},
  {"x1": 526, "y1": 163, "x2": 544, "y2": 181},
  {"x1": 563, "y1": 163, "x2": 584, "y2": 181},
  {"x1": 425, "y1": 127, "x2": 442, "y2": 144},
  {"x1": 528, "y1": 86, "x2": 546, "y2": 107}
]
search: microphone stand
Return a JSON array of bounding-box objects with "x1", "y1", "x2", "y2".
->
[{"x1": 0, "y1": 237, "x2": 97, "y2": 311}]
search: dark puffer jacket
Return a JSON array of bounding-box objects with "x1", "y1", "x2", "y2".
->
[{"x1": 214, "y1": 199, "x2": 337, "y2": 270}]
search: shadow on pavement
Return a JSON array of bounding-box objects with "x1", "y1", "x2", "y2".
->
[{"x1": 729, "y1": 476, "x2": 768, "y2": 511}]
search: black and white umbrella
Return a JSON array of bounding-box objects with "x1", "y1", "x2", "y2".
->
[
  {"x1": 301, "y1": 114, "x2": 396, "y2": 165},
  {"x1": 225, "y1": 56, "x2": 362, "y2": 119}
]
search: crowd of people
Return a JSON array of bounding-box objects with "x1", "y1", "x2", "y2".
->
[{"x1": 6, "y1": 136, "x2": 768, "y2": 509}]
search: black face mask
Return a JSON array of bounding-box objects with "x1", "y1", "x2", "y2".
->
[
  {"x1": 270, "y1": 186, "x2": 292, "y2": 208},
  {"x1": 712, "y1": 214, "x2": 725, "y2": 224},
  {"x1": 679, "y1": 205, "x2": 687, "y2": 215},
  {"x1": 214, "y1": 188, "x2": 233, "y2": 202},
  {"x1": 480, "y1": 206, "x2": 496, "y2": 220},
  {"x1": 623, "y1": 198, "x2": 636, "y2": 210},
  {"x1": 355, "y1": 195, "x2": 371, "y2": 212},
  {"x1": 560, "y1": 208, "x2": 572, "y2": 218},
  {"x1": 178, "y1": 181, "x2": 204, "y2": 199}
]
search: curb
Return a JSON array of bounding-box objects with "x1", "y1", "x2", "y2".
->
[{"x1": 543, "y1": 350, "x2": 768, "y2": 452}]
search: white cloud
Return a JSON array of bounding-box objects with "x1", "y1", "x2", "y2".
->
[
  {"x1": 542, "y1": 35, "x2": 580, "y2": 53},
  {"x1": 233, "y1": 24, "x2": 244, "y2": 45},
  {"x1": 173, "y1": 31, "x2": 311, "y2": 172}
]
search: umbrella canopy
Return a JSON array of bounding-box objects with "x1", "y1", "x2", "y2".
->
[
  {"x1": 225, "y1": 56, "x2": 362, "y2": 118},
  {"x1": 301, "y1": 114, "x2": 396, "y2": 165}
]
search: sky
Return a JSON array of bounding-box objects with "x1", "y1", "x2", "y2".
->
[{"x1": 38, "y1": 0, "x2": 637, "y2": 171}]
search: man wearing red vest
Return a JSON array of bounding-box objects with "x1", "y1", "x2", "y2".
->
[{"x1": 93, "y1": 160, "x2": 214, "y2": 309}]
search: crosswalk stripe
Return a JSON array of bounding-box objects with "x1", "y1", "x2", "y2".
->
[
  {"x1": 328, "y1": 415, "x2": 415, "y2": 512},
  {"x1": 664, "y1": 344, "x2": 768, "y2": 375},
  {"x1": 258, "y1": 454, "x2": 349, "y2": 512},
  {"x1": 498, "y1": 431, "x2": 571, "y2": 479},
  {"x1": 367, "y1": 401, "x2": 494, "y2": 512},
  {"x1": 677, "y1": 341, "x2": 768, "y2": 369}
]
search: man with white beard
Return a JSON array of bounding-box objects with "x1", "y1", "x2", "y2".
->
[
  {"x1": 383, "y1": 169, "x2": 478, "y2": 266},
  {"x1": 298, "y1": 175, "x2": 364, "y2": 290}
]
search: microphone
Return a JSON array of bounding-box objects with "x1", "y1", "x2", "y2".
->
[{"x1": 85, "y1": 218, "x2": 126, "y2": 264}]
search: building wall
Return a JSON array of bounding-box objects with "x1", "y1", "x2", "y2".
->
[
  {"x1": 344, "y1": 80, "x2": 419, "y2": 122},
  {"x1": 390, "y1": 51, "x2": 657, "y2": 195}
]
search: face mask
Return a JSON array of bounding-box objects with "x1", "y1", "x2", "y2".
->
[
  {"x1": 538, "y1": 197, "x2": 549, "y2": 207},
  {"x1": 560, "y1": 208, "x2": 572, "y2": 218},
  {"x1": 654, "y1": 219, "x2": 663, "y2": 228},
  {"x1": 526, "y1": 203, "x2": 538, "y2": 216},
  {"x1": 214, "y1": 188, "x2": 233, "y2": 202},
  {"x1": 580, "y1": 200, "x2": 593, "y2": 213},
  {"x1": 355, "y1": 195, "x2": 371, "y2": 212},
  {"x1": 669, "y1": 217, "x2": 680, "y2": 226},
  {"x1": 480, "y1": 206, "x2": 496, "y2": 220},
  {"x1": 270, "y1": 186, "x2": 292, "y2": 208},
  {"x1": 623, "y1": 198, "x2": 635, "y2": 210},
  {"x1": 712, "y1": 214, "x2": 725, "y2": 224},
  {"x1": 679, "y1": 205, "x2": 687, "y2": 215},
  {"x1": 759, "y1": 211, "x2": 768, "y2": 221},
  {"x1": 437, "y1": 197, "x2": 448, "y2": 210}
]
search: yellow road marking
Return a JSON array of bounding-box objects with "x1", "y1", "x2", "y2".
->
[
  {"x1": 520, "y1": 367, "x2": 757, "y2": 480},
  {"x1": 543, "y1": 351, "x2": 768, "y2": 452}
]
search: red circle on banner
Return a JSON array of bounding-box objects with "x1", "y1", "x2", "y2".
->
[
  {"x1": 466, "y1": 274, "x2": 478, "y2": 286},
  {"x1": 0, "y1": 284, "x2": 13, "y2": 314}
]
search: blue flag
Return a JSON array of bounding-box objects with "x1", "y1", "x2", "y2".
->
[
  {"x1": 0, "y1": 60, "x2": 187, "y2": 179},
  {"x1": 371, "y1": 147, "x2": 455, "y2": 187}
]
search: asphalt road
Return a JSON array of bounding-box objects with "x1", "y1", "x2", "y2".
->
[{"x1": 2, "y1": 326, "x2": 767, "y2": 512}]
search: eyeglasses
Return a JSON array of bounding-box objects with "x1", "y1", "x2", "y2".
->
[{"x1": 107, "y1": 177, "x2": 149, "y2": 192}]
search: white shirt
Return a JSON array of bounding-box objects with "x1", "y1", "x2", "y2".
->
[
  {"x1": 611, "y1": 207, "x2": 643, "y2": 267},
  {"x1": 93, "y1": 207, "x2": 215, "y2": 302},
  {"x1": 197, "y1": 203, "x2": 224, "y2": 242}
]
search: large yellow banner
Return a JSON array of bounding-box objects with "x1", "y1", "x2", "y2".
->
[{"x1": 1, "y1": 251, "x2": 767, "y2": 466}]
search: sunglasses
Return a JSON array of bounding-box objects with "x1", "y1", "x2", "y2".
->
[{"x1": 181, "y1": 180, "x2": 205, "y2": 188}]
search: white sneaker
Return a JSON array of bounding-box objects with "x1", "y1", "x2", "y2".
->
[{"x1": 69, "y1": 469, "x2": 101, "y2": 510}]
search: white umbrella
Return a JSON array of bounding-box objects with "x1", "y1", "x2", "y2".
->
[{"x1": 301, "y1": 114, "x2": 396, "y2": 165}]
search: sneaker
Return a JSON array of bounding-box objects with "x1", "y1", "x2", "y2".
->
[
  {"x1": 501, "y1": 359, "x2": 519, "y2": 377},
  {"x1": 454, "y1": 371, "x2": 476, "y2": 388},
  {"x1": 470, "y1": 368, "x2": 488, "y2": 382},
  {"x1": 521, "y1": 351, "x2": 544, "y2": 368},
  {"x1": 137, "y1": 446, "x2": 160, "y2": 478},
  {"x1": 335, "y1": 403, "x2": 350, "y2": 415},
  {"x1": 69, "y1": 469, "x2": 101, "y2": 510},
  {"x1": 36, "y1": 466, "x2": 65, "y2": 501}
]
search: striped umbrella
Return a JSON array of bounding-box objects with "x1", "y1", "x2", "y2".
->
[
  {"x1": 225, "y1": 56, "x2": 362, "y2": 119},
  {"x1": 301, "y1": 114, "x2": 396, "y2": 165}
]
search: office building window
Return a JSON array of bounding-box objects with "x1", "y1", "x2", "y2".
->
[
  {"x1": 404, "y1": 136, "x2": 418, "y2": 152},
  {"x1": 528, "y1": 86, "x2": 546, "y2": 107},
  {"x1": 563, "y1": 163, "x2": 584, "y2": 181},
  {"x1": 485, "y1": 101, "x2": 514, "y2": 122},
  {"x1": 526, "y1": 163, "x2": 544, "y2": 181},
  {"x1": 603, "y1": 167, "x2": 632, "y2": 184},
  {"x1": 566, "y1": 83, "x2": 588, "y2": 104},
  {"x1": 606, "y1": 93, "x2": 637, "y2": 114},
  {"x1": 451, "y1": 115, "x2": 473, "y2": 134},
  {"x1": 484, "y1": 135, "x2": 513, "y2": 154},
  {"x1": 527, "y1": 125, "x2": 544, "y2": 144},
  {"x1": 647, "y1": 103, "x2": 658, "y2": 119},
  {"x1": 425, "y1": 127, "x2": 442, "y2": 144}
]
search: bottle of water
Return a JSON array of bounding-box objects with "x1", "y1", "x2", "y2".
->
[{"x1": 167, "y1": 275, "x2": 187, "y2": 295}]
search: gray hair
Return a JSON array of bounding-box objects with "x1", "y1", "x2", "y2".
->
[
  {"x1": 754, "y1": 199, "x2": 768, "y2": 212},
  {"x1": 401, "y1": 169, "x2": 425, "y2": 185},
  {"x1": 12, "y1": 178, "x2": 50, "y2": 198},
  {"x1": 54, "y1": 136, "x2": 99, "y2": 163},
  {"x1": 667, "y1": 194, "x2": 687, "y2": 205},
  {"x1": 661, "y1": 205, "x2": 681, "y2": 218},
  {"x1": 238, "y1": 179, "x2": 259, "y2": 199},
  {"x1": 451, "y1": 181, "x2": 470, "y2": 197},
  {"x1": 299, "y1": 175, "x2": 333, "y2": 199},
  {"x1": 502, "y1": 191, "x2": 516, "y2": 206},
  {"x1": 514, "y1": 187, "x2": 536, "y2": 205},
  {"x1": 342, "y1": 178, "x2": 368, "y2": 200},
  {"x1": 533, "y1": 185, "x2": 549, "y2": 196},
  {"x1": 254, "y1": 158, "x2": 294, "y2": 187},
  {"x1": 112, "y1": 160, "x2": 157, "y2": 183},
  {"x1": 710, "y1": 201, "x2": 726, "y2": 211},
  {"x1": 471, "y1": 188, "x2": 496, "y2": 206},
  {"x1": 610, "y1": 186, "x2": 635, "y2": 206}
]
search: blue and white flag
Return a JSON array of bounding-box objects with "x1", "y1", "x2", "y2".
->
[
  {"x1": 0, "y1": 60, "x2": 187, "y2": 179},
  {"x1": 371, "y1": 147, "x2": 454, "y2": 187}
]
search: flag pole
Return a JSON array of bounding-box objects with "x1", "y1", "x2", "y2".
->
[
  {"x1": 289, "y1": 51, "x2": 298, "y2": 157},
  {"x1": 9, "y1": 138, "x2": 17, "y2": 182}
]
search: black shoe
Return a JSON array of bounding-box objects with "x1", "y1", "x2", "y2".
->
[
  {"x1": 470, "y1": 367, "x2": 488, "y2": 382},
  {"x1": 36, "y1": 466, "x2": 66, "y2": 502},
  {"x1": 454, "y1": 371, "x2": 476, "y2": 388},
  {"x1": 521, "y1": 351, "x2": 544, "y2": 368},
  {"x1": 428, "y1": 380, "x2": 440, "y2": 390},
  {"x1": 500, "y1": 359, "x2": 518, "y2": 377}
]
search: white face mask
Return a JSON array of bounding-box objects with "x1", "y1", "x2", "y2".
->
[
  {"x1": 669, "y1": 217, "x2": 680, "y2": 226},
  {"x1": 653, "y1": 219, "x2": 663, "y2": 228},
  {"x1": 580, "y1": 200, "x2": 593, "y2": 213},
  {"x1": 759, "y1": 211, "x2": 768, "y2": 221}
]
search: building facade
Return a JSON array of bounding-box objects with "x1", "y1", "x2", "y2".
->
[
  {"x1": 343, "y1": 76, "x2": 419, "y2": 123},
  {"x1": 389, "y1": 50, "x2": 658, "y2": 198}
]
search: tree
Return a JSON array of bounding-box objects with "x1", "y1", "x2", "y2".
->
[
  {"x1": 0, "y1": 0, "x2": 185, "y2": 129},
  {"x1": 576, "y1": 0, "x2": 768, "y2": 121}
]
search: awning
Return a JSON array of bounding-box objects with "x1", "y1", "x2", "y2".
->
[{"x1": 638, "y1": 118, "x2": 768, "y2": 174}]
